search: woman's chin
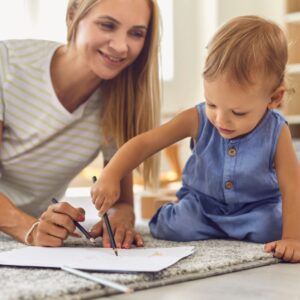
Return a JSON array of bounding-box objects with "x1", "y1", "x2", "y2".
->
[{"x1": 94, "y1": 69, "x2": 125, "y2": 80}]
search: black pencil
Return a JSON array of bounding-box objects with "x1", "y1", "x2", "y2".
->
[
  {"x1": 51, "y1": 198, "x2": 95, "y2": 244},
  {"x1": 92, "y1": 176, "x2": 118, "y2": 256}
]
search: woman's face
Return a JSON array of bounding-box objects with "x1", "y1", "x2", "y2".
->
[{"x1": 72, "y1": 0, "x2": 151, "y2": 80}]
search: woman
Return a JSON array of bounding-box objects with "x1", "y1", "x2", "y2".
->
[{"x1": 0, "y1": 0, "x2": 160, "y2": 248}]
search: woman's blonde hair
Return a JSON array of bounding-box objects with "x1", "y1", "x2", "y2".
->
[
  {"x1": 203, "y1": 15, "x2": 288, "y2": 92},
  {"x1": 66, "y1": 0, "x2": 161, "y2": 188}
]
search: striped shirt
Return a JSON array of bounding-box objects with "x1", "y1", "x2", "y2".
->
[{"x1": 0, "y1": 40, "x2": 115, "y2": 212}]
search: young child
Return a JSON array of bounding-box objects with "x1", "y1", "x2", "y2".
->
[{"x1": 91, "y1": 15, "x2": 300, "y2": 262}]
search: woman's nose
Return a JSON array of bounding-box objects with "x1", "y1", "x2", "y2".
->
[{"x1": 108, "y1": 34, "x2": 128, "y2": 56}]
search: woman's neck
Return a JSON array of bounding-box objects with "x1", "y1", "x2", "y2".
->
[{"x1": 50, "y1": 46, "x2": 102, "y2": 113}]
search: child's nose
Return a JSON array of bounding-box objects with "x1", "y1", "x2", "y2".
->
[{"x1": 216, "y1": 112, "x2": 230, "y2": 127}]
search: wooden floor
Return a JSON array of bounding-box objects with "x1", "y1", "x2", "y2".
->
[{"x1": 101, "y1": 264, "x2": 300, "y2": 300}]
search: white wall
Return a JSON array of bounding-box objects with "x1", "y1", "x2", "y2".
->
[
  {"x1": 162, "y1": 0, "x2": 218, "y2": 115},
  {"x1": 164, "y1": 0, "x2": 285, "y2": 114},
  {"x1": 217, "y1": 0, "x2": 285, "y2": 25}
]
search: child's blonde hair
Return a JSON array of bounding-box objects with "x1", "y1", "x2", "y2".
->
[
  {"x1": 203, "y1": 15, "x2": 288, "y2": 93},
  {"x1": 66, "y1": 0, "x2": 161, "y2": 187}
]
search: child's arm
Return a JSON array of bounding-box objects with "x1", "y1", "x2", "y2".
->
[
  {"x1": 91, "y1": 107, "x2": 199, "y2": 215},
  {"x1": 264, "y1": 124, "x2": 300, "y2": 262}
]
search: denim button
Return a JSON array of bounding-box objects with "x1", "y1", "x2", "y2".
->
[
  {"x1": 228, "y1": 147, "x2": 237, "y2": 156},
  {"x1": 225, "y1": 180, "x2": 233, "y2": 189}
]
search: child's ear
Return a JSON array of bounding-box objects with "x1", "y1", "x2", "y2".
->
[{"x1": 268, "y1": 86, "x2": 286, "y2": 109}]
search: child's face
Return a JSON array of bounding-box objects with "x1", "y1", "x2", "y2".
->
[{"x1": 204, "y1": 75, "x2": 272, "y2": 139}]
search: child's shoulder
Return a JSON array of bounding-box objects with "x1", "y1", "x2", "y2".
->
[
  {"x1": 269, "y1": 109, "x2": 287, "y2": 125},
  {"x1": 195, "y1": 101, "x2": 206, "y2": 110},
  {"x1": 194, "y1": 102, "x2": 206, "y2": 119}
]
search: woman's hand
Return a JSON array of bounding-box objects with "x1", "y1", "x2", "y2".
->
[
  {"x1": 89, "y1": 203, "x2": 144, "y2": 249},
  {"x1": 91, "y1": 175, "x2": 121, "y2": 216},
  {"x1": 28, "y1": 202, "x2": 86, "y2": 247},
  {"x1": 264, "y1": 239, "x2": 300, "y2": 263}
]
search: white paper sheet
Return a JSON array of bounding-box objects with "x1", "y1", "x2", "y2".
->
[{"x1": 0, "y1": 246, "x2": 194, "y2": 272}]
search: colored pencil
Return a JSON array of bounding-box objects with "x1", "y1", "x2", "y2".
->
[
  {"x1": 92, "y1": 176, "x2": 118, "y2": 256},
  {"x1": 51, "y1": 198, "x2": 95, "y2": 244},
  {"x1": 61, "y1": 266, "x2": 133, "y2": 293}
]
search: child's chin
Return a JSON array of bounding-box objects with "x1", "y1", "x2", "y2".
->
[{"x1": 218, "y1": 131, "x2": 237, "y2": 139}]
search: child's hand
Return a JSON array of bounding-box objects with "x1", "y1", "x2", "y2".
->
[
  {"x1": 91, "y1": 177, "x2": 121, "y2": 216},
  {"x1": 89, "y1": 203, "x2": 144, "y2": 249},
  {"x1": 264, "y1": 239, "x2": 300, "y2": 263}
]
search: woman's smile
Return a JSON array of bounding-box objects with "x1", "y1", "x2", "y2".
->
[{"x1": 98, "y1": 50, "x2": 126, "y2": 66}]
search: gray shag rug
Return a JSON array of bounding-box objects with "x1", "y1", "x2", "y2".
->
[{"x1": 0, "y1": 226, "x2": 278, "y2": 300}]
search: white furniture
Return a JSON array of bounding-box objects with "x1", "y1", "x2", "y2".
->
[{"x1": 284, "y1": 0, "x2": 300, "y2": 136}]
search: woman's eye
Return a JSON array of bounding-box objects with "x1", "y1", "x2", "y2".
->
[
  {"x1": 130, "y1": 30, "x2": 146, "y2": 39},
  {"x1": 100, "y1": 22, "x2": 115, "y2": 30}
]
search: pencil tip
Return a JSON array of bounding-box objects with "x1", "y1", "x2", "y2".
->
[{"x1": 114, "y1": 249, "x2": 118, "y2": 256}]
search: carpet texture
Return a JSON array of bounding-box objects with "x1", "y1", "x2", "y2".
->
[{"x1": 0, "y1": 227, "x2": 278, "y2": 300}]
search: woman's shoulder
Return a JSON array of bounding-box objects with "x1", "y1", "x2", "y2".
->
[
  {"x1": 1, "y1": 39, "x2": 59, "y2": 51},
  {"x1": 0, "y1": 39, "x2": 61, "y2": 66}
]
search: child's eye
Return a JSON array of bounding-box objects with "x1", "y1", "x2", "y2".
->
[
  {"x1": 207, "y1": 103, "x2": 216, "y2": 108},
  {"x1": 232, "y1": 111, "x2": 247, "y2": 116}
]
